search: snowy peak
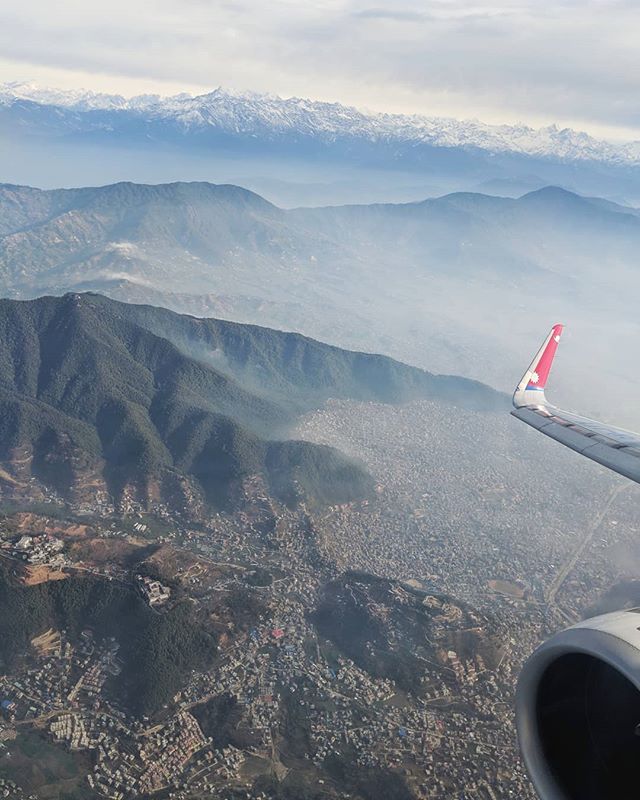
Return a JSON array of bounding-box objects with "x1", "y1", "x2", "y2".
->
[
  {"x1": 1, "y1": 82, "x2": 639, "y2": 166},
  {"x1": 0, "y1": 81, "x2": 132, "y2": 111}
]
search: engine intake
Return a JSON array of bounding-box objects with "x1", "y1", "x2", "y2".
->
[{"x1": 516, "y1": 609, "x2": 640, "y2": 799}]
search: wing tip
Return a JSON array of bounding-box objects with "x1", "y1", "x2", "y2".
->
[{"x1": 513, "y1": 324, "x2": 565, "y2": 408}]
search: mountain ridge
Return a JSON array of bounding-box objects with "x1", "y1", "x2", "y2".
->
[
  {"x1": 0, "y1": 292, "x2": 504, "y2": 514},
  {"x1": 2, "y1": 82, "x2": 639, "y2": 167},
  {"x1": 3, "y1": 178, "x2": 640, "y2": 424}
]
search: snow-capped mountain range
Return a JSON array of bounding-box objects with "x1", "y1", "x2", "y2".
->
[{"x1": 2, "y1": 81, "x2": 639, "y2": 167}]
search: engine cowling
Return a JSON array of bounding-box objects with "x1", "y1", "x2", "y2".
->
[{"x1": 516, "y1": 609, "x2": 640, "y2": 799}]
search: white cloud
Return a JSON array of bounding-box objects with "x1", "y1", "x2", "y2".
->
[{"x1": 0, "y1": 0, "x2": 639, "y2": 139}]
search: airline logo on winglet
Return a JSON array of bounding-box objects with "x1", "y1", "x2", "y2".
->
[
  {"x1": 526, "y1": 323, "x2": 563, "y2": 390},
  {"x1": 513, "y1": 323, "x2": 564, "y2": 408}
]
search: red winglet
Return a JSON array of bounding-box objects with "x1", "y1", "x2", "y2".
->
[{"x1": 526, "y1": 324, "x2": 563, "y2": 389}]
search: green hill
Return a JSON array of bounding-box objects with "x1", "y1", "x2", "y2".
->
[
  {"x1": 0, "y1": 293, "x2": 504, "y2": 513},
  {"x1": 0, "y1": 561, "x2": 214, "y2": 714}
]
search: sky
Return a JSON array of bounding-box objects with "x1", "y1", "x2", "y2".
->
[{"x1": 1, "y1": 0, "x2": 639, "y2": 141}]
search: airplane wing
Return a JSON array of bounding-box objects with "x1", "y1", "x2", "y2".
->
[{"x1": 512, "y1": 324, "x2": 640, "y2": 484}]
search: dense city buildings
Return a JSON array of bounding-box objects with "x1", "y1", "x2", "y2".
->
[{"x1": 0, "y1": 397, "x2": 638, "y2": 799}]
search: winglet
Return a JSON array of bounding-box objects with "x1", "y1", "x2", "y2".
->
[{"x1": 513, "y1": 324, "x2": 564, "y2": 408}]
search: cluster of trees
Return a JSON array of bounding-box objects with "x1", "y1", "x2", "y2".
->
[
  {"x1": 313, "y1": 577, "x2": 425, "y2": 693},
  {"x1": 325, "y1": 751, "x2": 416, "y2": 800},
  {"x1": 191, "y1": 693, "x2": 259, "y2": 750},
  {"x1": 124, "y1": 601, "x2": 214, "y2": 715},
  {"x1": 0, "y1": 294, "x2": 374, "y2": 511},
  {"x1": 0, "y1": 564, "x2": 215, "y2": 715}
]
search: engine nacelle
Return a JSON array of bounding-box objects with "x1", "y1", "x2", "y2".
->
[{"x1": 516, "y1": 609, "x2": 640, "y2": 799}]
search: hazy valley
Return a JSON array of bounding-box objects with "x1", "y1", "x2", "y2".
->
[{"x1": 1, "y1": 179, "x2": 640, "y2": 425}]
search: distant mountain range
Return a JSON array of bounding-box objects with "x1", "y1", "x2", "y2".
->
[
  {"x1": 1, "y1": 179, "x2": 639, "y2": 423},
  {"x1": 2, "y1": 82, "x2": 640, "y2": 205},
  {"x1": 0, "y1": 293, "x2": 502, "y2": 513},
  {"x1": 3, "y1": 82, "x2": 638, "y2": 166}
]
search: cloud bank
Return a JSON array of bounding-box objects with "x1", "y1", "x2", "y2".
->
[{"x1": 1, "y1": 0, "x2": 639, "y2": 139}]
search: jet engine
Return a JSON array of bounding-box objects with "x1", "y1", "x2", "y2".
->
[{"x1": 516, "y1": 609, "x2": 640, "y2": 799}]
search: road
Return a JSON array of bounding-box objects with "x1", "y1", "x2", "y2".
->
[{"x1": 545, "y1": 482, "x2": 629, "y2": 608}]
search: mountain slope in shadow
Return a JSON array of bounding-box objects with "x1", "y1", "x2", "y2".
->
[{"x1": 0, "y1": 293, "x2": 504, "y2": 514}]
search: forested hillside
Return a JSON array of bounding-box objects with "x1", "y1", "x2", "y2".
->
[
  {"x1": 0, "y1": 293, "x2": 503, "y2": 513},
  {"x1": 0, "y1": 562, "x2": 214, "y2": 714}
]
